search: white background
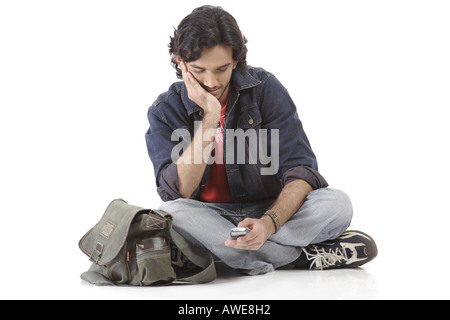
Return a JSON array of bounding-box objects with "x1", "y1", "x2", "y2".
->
[{"x1": 1, "y1": 0, "x2": 449, "y2": 300}]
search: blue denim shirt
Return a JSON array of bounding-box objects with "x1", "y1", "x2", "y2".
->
[{"x1": 145, "y1": 67, "x2": 328, "y2": 202}]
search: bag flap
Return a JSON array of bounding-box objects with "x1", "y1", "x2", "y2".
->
[{"x1": 79, "y1": 199, "x2": 149, "y2": 266}]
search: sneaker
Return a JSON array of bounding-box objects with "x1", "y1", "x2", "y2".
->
[{"x1": 296, "y1": 230, "x2": 378, "y2": 270}]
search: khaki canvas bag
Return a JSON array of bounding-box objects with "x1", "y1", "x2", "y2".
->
[{"x1": 79, "y1": 199, "x2": 216, "y2": 286}]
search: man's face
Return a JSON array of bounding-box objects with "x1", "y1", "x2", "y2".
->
[{"x1": 183, "y1": 45, "x2": 237, "y2": 105}]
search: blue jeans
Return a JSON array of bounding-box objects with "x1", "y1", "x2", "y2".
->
[{"x1": 159, "y1": 188, "x2": 353, "y2": 275}]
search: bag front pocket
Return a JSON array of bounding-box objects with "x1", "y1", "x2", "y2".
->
[{"x1": 135, "y1": 237, "x2": 176, "y2": 286}]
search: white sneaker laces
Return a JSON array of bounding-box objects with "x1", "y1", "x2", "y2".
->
[{"x1": 302, "y1": 244, "x2": 348, "y2": 270}]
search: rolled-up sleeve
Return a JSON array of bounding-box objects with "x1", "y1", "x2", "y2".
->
[
  {"x1": 259, "y1": 74, "x2": 329, "y2": 190},
  {"x1": 145, "y1": 105, "x2": 186, "y2": 201},
  {"x1": 282, "y1": 166, "x2": 328, "y2": 190}
]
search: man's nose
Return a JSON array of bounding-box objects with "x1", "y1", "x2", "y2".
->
[{"x1": 202, "y1": 72, "x2": 219, "y2": 89}]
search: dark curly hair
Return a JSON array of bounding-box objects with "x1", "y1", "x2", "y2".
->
[{"x1": 169, "y1": 5, "x2": 248, "y2": 79}]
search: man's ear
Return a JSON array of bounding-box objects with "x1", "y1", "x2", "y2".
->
[
  {"x1": 233, "y1": 61, "x2": 238, "y2": 69},
  {"x1": 176, "y1": 56, "x2": 182, "y2": 67}
]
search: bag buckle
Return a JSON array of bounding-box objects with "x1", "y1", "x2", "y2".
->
[{"x1": 89, "y1": 242, "x2": 104, "y2": 264}]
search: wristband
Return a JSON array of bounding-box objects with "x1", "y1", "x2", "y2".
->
[{"x1": 264, "y1": 210, "x2": 281, "y2": 234}]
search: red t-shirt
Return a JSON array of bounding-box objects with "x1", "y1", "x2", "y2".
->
[{"x1": 199, "y1": 99, "x2": 234, "y2": 203}]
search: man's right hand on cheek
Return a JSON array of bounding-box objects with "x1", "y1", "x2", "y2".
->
[{"x1": 179, "y1": 60, "x2": 221, "y2": 118}]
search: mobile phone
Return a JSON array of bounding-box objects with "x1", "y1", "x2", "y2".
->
[{"x1": 230, "y1": 228, "x2": 251, "y2": 240}]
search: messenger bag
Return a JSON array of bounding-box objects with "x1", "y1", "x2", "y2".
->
[{"x1": 79, "y1": 199, "x2": 216, "y2": 286}]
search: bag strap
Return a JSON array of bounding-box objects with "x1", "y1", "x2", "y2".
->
[
  {"x1": 152, "y1": 209, "x2": 217, "y2": 284},
  {"x1": 168, "y1": 225, "x2": 216, "y2": 284}
]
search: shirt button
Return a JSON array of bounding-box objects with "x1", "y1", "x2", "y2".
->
[{"x1": 248, "y1": 116, "x2": 254, "y2": 125}]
